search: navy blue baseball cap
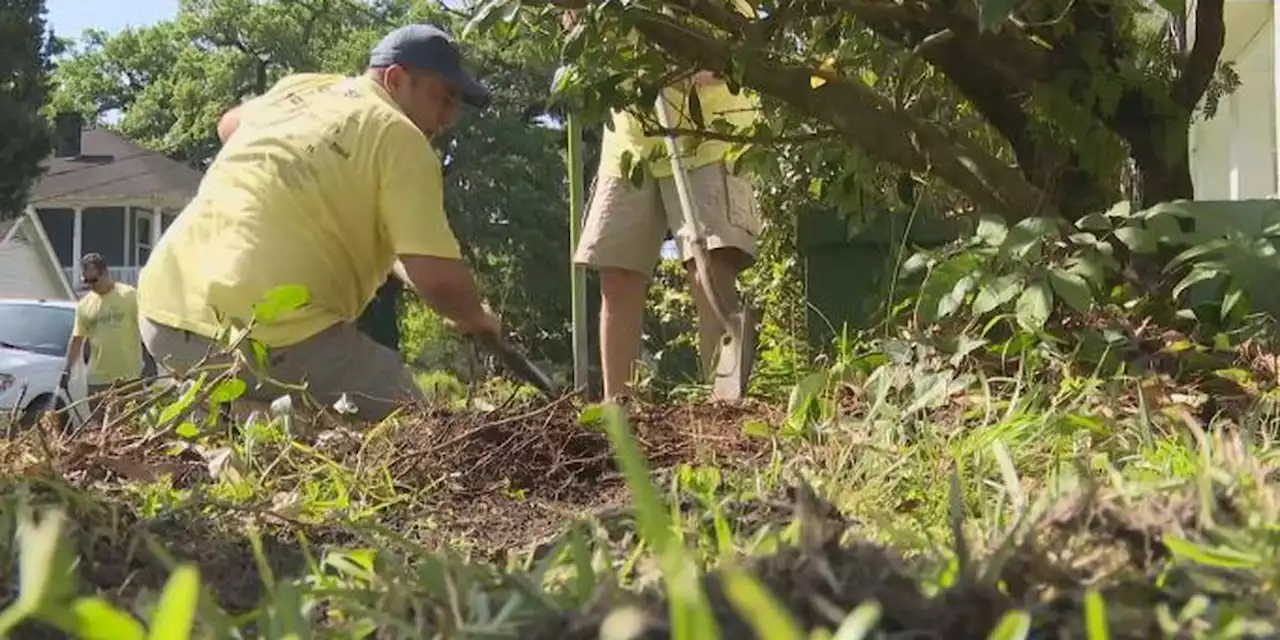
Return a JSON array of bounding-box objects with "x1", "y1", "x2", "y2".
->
[{"x1": 369, "y1": 24, "x2": 491, "y2": 109}]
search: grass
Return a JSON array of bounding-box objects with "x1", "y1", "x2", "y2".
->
[{"x1": 2, "y1": 327, "x2": 1280, "y2": 639}]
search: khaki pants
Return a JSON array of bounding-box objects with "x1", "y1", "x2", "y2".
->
[
  {"x1": 573, "y1": 162, "x2": 762, "y2": 275},
  {"x1": 138, "y1": 315, "x2": 425, "y2": 423}
]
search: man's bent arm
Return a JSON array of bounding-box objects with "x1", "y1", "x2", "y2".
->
[{"x1": 398, "y1": 255, "x2": 492, "y2": 334}]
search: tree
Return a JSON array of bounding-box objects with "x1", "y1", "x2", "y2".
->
[
  {"x1": 476, "y1": 0, "x2": 1231, "y2": 224},
  {"x1": 50, "y1": 0, "x2": 577, "y2": 363},
  {"x1": 0, "y1": 0, "x2": 55, "y2": 220}
]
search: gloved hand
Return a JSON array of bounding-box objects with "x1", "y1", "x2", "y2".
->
[{"x1": 57, "y1": 369, "x2": 70, "y2": 391}]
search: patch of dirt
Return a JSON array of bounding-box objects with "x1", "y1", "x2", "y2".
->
[{"x1": 1, "y1": 397, "x2": 777, "y2": 615}]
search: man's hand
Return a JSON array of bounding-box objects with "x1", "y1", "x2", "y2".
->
[
  {"x1": 398, "y1": 254, "x2": 503, "y2": 341},
  {"x1": 448, "y1": 304, "x2": 502, "y2": 340}
]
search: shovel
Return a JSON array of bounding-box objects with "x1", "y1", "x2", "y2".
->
[{"x1": 653, "y1": 90, "x2": 758, "y2": 402}]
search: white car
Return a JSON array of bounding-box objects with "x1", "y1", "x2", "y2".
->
[{"x1": 0, "y1": 298, "x2": 90, "y2": 431}]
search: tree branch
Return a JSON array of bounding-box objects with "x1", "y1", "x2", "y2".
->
[
  {"x1": 637, "y1": 126, "x2": 840, "y2": 145},
  {"x1": 622, "y1": 8, "x2": 1051, "y2": 219},
  {"x1": 1174, "y1": 0, "x2": 1224, "y2": 111}
]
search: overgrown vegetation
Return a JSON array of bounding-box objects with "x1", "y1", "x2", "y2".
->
[{"x1": 5, "y1": 0, "x2": 1280, "y2": 637}]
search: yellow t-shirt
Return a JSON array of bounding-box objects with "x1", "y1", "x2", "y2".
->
[
  {"x1": 597, "y1": 82, "x2": 761, "y2": 180},
  {"x1": 73, "y1": 283, "x2": 143, "y2": 386},
  {"x1": 137, "y1": 73, "x2": 463, "y2": 348}
]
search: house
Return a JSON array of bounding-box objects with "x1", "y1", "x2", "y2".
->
[
  {"x1": 0, "y1": 212, "x2": 75, "y2": 300},
  {"x1": 20, "y1": 113, "x2": 203, "y2": 294},
  {"x1": 1188, "y1": 0, "x2": 1278, "y2": 200}
]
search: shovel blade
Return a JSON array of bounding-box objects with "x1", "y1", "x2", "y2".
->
[{"x1": 710, "y1": 305, "x2": 759, "y2": 403}]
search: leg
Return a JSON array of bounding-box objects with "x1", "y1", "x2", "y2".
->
[
  {"x1": 598, "y1": 267, "x2": 650, "y2": 401},
  {"x1": 659, "y1": 162, "x2": 762, "y2": 400},
  {"x1": 572, "y1": 174, "x2": 668, "y2": 401},
  {"x1": 685, "y1": 247, "x2": 751, "y2": 379},
  {"x1": 268, "y1": 322, "x2": 426, "y2": 423}
]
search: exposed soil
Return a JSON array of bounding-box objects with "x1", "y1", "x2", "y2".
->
[{"x1": 0, "y1": 397, "x2": 778, "y2": 617}]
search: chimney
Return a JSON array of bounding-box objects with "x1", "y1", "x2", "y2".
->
[{"x1": 53, "y1": 112, "x2": 83, "y2": 158}]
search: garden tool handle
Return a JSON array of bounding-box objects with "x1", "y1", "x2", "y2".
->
[{"x1": 653, "y1": 92, "x2": 743, "y2": 345}]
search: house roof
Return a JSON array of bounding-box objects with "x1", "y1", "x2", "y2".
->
[
  {"x1": 28, "y1": 128, "x2": 204, "y2": 207},
  {"x1": 0, "y1": 214, "x2": 76, "y2": 299}
]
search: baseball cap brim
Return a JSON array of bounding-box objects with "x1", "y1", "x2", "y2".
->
[{"x1": 442, "y1": 67, "x2": 491, "y2": 110}]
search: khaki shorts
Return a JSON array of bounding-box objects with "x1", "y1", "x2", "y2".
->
[
  {"x1": 138, "y1": 315, "x2": 425, "y2": 423},
  {"x1": 573, "y1": 162, "x2": 762, "y2": 275}
]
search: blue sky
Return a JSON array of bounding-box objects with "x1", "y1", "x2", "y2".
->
[{"x1": 47, "y1": 0, "x2": 179, "y2": 39}]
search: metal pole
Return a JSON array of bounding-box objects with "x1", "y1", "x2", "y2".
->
[{"x1": 566, "y1": 112, "x2": 590, "y2": 396}]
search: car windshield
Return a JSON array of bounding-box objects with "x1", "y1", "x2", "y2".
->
[{"x1": 0, "y1": 303, "x2": 73, "y2": 358}]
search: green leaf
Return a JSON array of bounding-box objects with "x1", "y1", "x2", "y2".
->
[
  {"x1": 720, "y1": 567, "x2": 805, "y2": 640},
  {"x1": 462, "y1": 0, "x2": 511, "y2": 39},
  {"x1": 986, "y1": 610, "x2": 1031, "y2": 640},
  {"x1": 550, "y1": 64, "x2": 579, "y2": 97},
  {"x1": 1113, "y1": 227, "x2": 1157, "y2": 254},
  {"x1": 149, "y1": 565, "x2": 200, "y2": 640},
  {"x1": 1103, "y1": 200, "x2": 1133, "y2": 219},
  {"x1": 1172, "y1": 266, "x2": 1222, "y2": 300},
  {"x1": 1163, "y1": 534, "x2": 1262, "y2": 569},
  {"x1": 787, "y1": 371, "x2": 830, "y2": 423},
  {"x1": 1222, "y1": 286, "x2": 1246, "y2": 320},
  {"x1": 976, "y1": 214, "x2": 1008, "y2": 246},
  {"x1": 741, "y1": 420, "x2": 772, "y2": 438},
  {"x1": 0, "y1": 509, "x2": 74, "y2": 635},
  {"x1": 937, "y1": 274, "x2": 976, "y2": 319},
  {"x1": 253, "y1": 285, "x2": 309, "y2": 323},
  {"x1": 972, "y1": 275, "x2": 1022, "y2": 315},
  {"x1": 1075, "y1": 212, "x2": 1111, "y2": 231},
  {"x1": 577, "y1": 404, "x2": 605, "y2": 426},
  {"x1": 175, "y1": 422, "x2": 199, "y2": 439},
  {"x1": 1015, "y1": 280, "x2": 1052, "y2": 332},
  {"x1": 1047, "y1": 268, "x2": 1092, "y2": 312},
  {"x1": 833, "y1": 600, "x2": 882, "y2": 640},
  {"x1": 208, "y1": 378, "x2": 247, "y2": 404},
  {"x1": 1083, "y1": 589, "x2": 1109, "y2": 640},
  {"x1": 157, "y1": 373, "x2": 206, "y2": 428},
  {"x1": 66, "y1": 597, "x2": 147, "y2": 640},
  {"x1": 1000, "y1": 217, "x2": 1058, "y2": 260}
]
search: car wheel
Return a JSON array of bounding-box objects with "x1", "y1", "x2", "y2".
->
[{"x1": 19, "y1": 394, "x2": 66, "y2": 432}]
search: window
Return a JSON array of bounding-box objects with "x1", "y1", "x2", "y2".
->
[
  {"x1": 0, "y1": 303, "x2": 75, "y2": 358},
  {"x1": 134, "y1": 208, "x2": 154, "y2": 266},
  {"x1": 81, "y1": 207, "x2": 127, "y2": 266},
  {"x1": 36, "y1": 208, "x2": 75, "y2": 267}
]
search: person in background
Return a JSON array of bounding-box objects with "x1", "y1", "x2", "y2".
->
[
  {"x1": 562, "y1": 7, "x2": 764, "y2": 404},
  {"x1": 61, "y1": 253, "x2": 144, "y2": 423},
  {"x1": 135, "y1": 24, "x2": 500, "y2": 422}
]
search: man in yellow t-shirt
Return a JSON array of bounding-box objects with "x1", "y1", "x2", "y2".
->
[
  {"x1": 136, "y1": 24, "x2": 500, "y2": 422},
  {"x1": 61, "y1": 253, "x2": 144, "y2": 423}
]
